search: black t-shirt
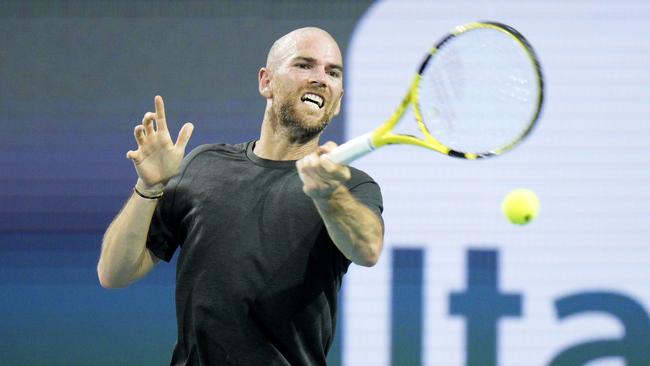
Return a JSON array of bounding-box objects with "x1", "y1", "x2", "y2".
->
[{"x1": 146, "y1": 141, "x2": 383, "y2": 366}]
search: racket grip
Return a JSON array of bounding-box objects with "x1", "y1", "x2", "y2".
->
[{"x1": 324, "y1": 133, "x2": 375, "y2": 164}]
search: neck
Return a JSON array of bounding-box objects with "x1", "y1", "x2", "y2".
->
[{"x1": 253, "y1": 107, "x2": 321, "y2": 161}]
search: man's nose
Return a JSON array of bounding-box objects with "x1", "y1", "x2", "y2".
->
[{"x1": 309, "y1": 67, "x2": 328, "y2": 86}]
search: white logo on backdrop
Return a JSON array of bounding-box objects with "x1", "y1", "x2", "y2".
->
[{"x1": 342, "y1": 1, "x2": 650, "y2": 365}]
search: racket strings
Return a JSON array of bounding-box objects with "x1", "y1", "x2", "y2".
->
[{"x1": 417, "y1": 25, "x2": 542, "y2": 155}]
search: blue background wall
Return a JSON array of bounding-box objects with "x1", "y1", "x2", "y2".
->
[{"x1": 0, "y1": 2, "x2": 371, "y2": 365}]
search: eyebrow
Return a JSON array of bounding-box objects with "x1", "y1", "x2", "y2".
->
[{"x1": 293, "y1": 56, "x2": 343, "y2": 73}]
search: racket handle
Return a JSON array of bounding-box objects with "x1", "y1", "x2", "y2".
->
[{"x1": 324, "y1": 133, "x2": 375, "y2": 164}]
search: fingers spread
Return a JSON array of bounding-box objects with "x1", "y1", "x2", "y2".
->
[
  {"x1": 142, "y1": 112, "x2": 155, "y2": 136},
  {"x1": 126, "y1": 149, "x2": 139, "y2": 161},
  {"x1": 134, "y1": 125, "x2": 146, "y2": 146},
  {"x1": 154, "y1": 95, "x2": 168, "y2": 132},
  {"x1": 175, "y1": 122, "x2": 194, "y2": 150}
]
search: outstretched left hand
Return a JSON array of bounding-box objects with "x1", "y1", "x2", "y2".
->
[{"x1": 296, "y1": 141, "x2": 351, "y2": 200}]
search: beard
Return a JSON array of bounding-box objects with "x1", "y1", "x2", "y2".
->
[{"x1": 274, "y1": 100, "x2": 332, "y2": 144}]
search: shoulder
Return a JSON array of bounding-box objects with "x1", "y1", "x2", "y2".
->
[
  {"x1": 347, "y1": 166, "x2": 380, "y2": 189},
  {"x1": 345, "y1": 166, "x2": 384, "y2": 216},
  {"x1": 180, "y1": 142, "x2": 249, "y2": 166},
  {"x1": 186, "y1": 142, "x2": 248, "y2": 160},
  {"x1": 169, "y1": 142, "x2": 250, "y2": 186},
  {"x1": 345, "y1": 166, "x2": 383, "y2": 204}
]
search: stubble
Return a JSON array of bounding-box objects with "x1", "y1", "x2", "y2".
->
[{"x1": 275, "y1": 101, "x2": 332, "y2": 144}]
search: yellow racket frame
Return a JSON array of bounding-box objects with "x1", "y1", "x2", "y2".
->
[{"x1": 349, "y1": 21, "x2": 544, "y2": 162}]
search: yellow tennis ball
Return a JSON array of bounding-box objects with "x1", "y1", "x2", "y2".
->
[{"x1": 502, "y1": 188, "x2": 540, "y2": 225}]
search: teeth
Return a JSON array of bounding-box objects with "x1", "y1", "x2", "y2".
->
[{"x1": 302, "y1": 93, "x2": 324, "y2": 108}]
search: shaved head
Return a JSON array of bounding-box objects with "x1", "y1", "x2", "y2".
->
[
  {"x1": 266, "y1": 27, "x2": 341, "y2": 72},
  {"x1": 258, "y1": 27, "x2": 344, "y2": 145}
]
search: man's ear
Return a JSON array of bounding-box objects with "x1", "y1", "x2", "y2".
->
[
  {"x1": 259, "y1": 67, "x2": 272, "y2": 98},
  {"x1": 332, "y1": 89, "x2": 344, "y2": 116}
]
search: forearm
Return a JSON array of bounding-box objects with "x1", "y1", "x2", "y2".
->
[
  {"x1": 98, "y1": 183, "x2": 160, "y2": 288},
  {"x1": 312, "y1": 185, "x2": 383, "y2": 267}
]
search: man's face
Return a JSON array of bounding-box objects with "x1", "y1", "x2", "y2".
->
[{"x1": 264, "y1": 31, "x2": 344, "y2": 143}]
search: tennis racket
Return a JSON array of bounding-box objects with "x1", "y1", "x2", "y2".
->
[{"x1": 327, "y1": 21, "x2": 544, "y2": 163}]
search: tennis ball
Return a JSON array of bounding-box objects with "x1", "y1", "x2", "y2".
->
[{"x1": 502, "y1": 188, "x2": 539, "y2": 225}]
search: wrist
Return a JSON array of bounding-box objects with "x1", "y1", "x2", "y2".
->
[
  {"x1": 310, "y1": 184, "x2": 347, "y2": 204},
  {"x1": 134, "y1": 179, "x2": 164, "y2": 199}
]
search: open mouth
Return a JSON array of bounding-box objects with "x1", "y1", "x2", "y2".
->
[{"x1": 300, "y1": 93, "x2": 324, "y2": 109}]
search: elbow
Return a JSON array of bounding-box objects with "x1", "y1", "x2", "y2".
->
[
  {"x1": 353, "y1": 239, "x2": 383, "y2": 267},
  {"x1": 97, "y1": 265, "x2": 129, "y2": 289},
  {"x1": 355, "y1": 255, "x2": 379, "y2": 267}
]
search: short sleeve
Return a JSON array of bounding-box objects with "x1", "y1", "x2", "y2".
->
[
  {"x1": 144, "y1": 147, "x2": 200, "y2": 262},
  {"x1": 346, "y1": 168, "x2": 384, "y2": 229},
  {"x1": 146, "y1": 190, "x2": 179, "y2": 262}
]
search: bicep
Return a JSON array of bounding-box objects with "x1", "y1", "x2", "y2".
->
[{"x1": 129, "y1": 248, "x2": 160, "y2": 284}]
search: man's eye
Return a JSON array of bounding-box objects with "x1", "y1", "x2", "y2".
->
[
  {"x1": 296, "y1": 63, "x2": 311, "y2": 69},
  {"x1": 328, "y1": 71, "x2": 341, "y2": 78}
]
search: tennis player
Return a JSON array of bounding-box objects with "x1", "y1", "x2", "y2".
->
[{"x1": 97, "y1": 27, "x2": 384, "y2": 365}]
